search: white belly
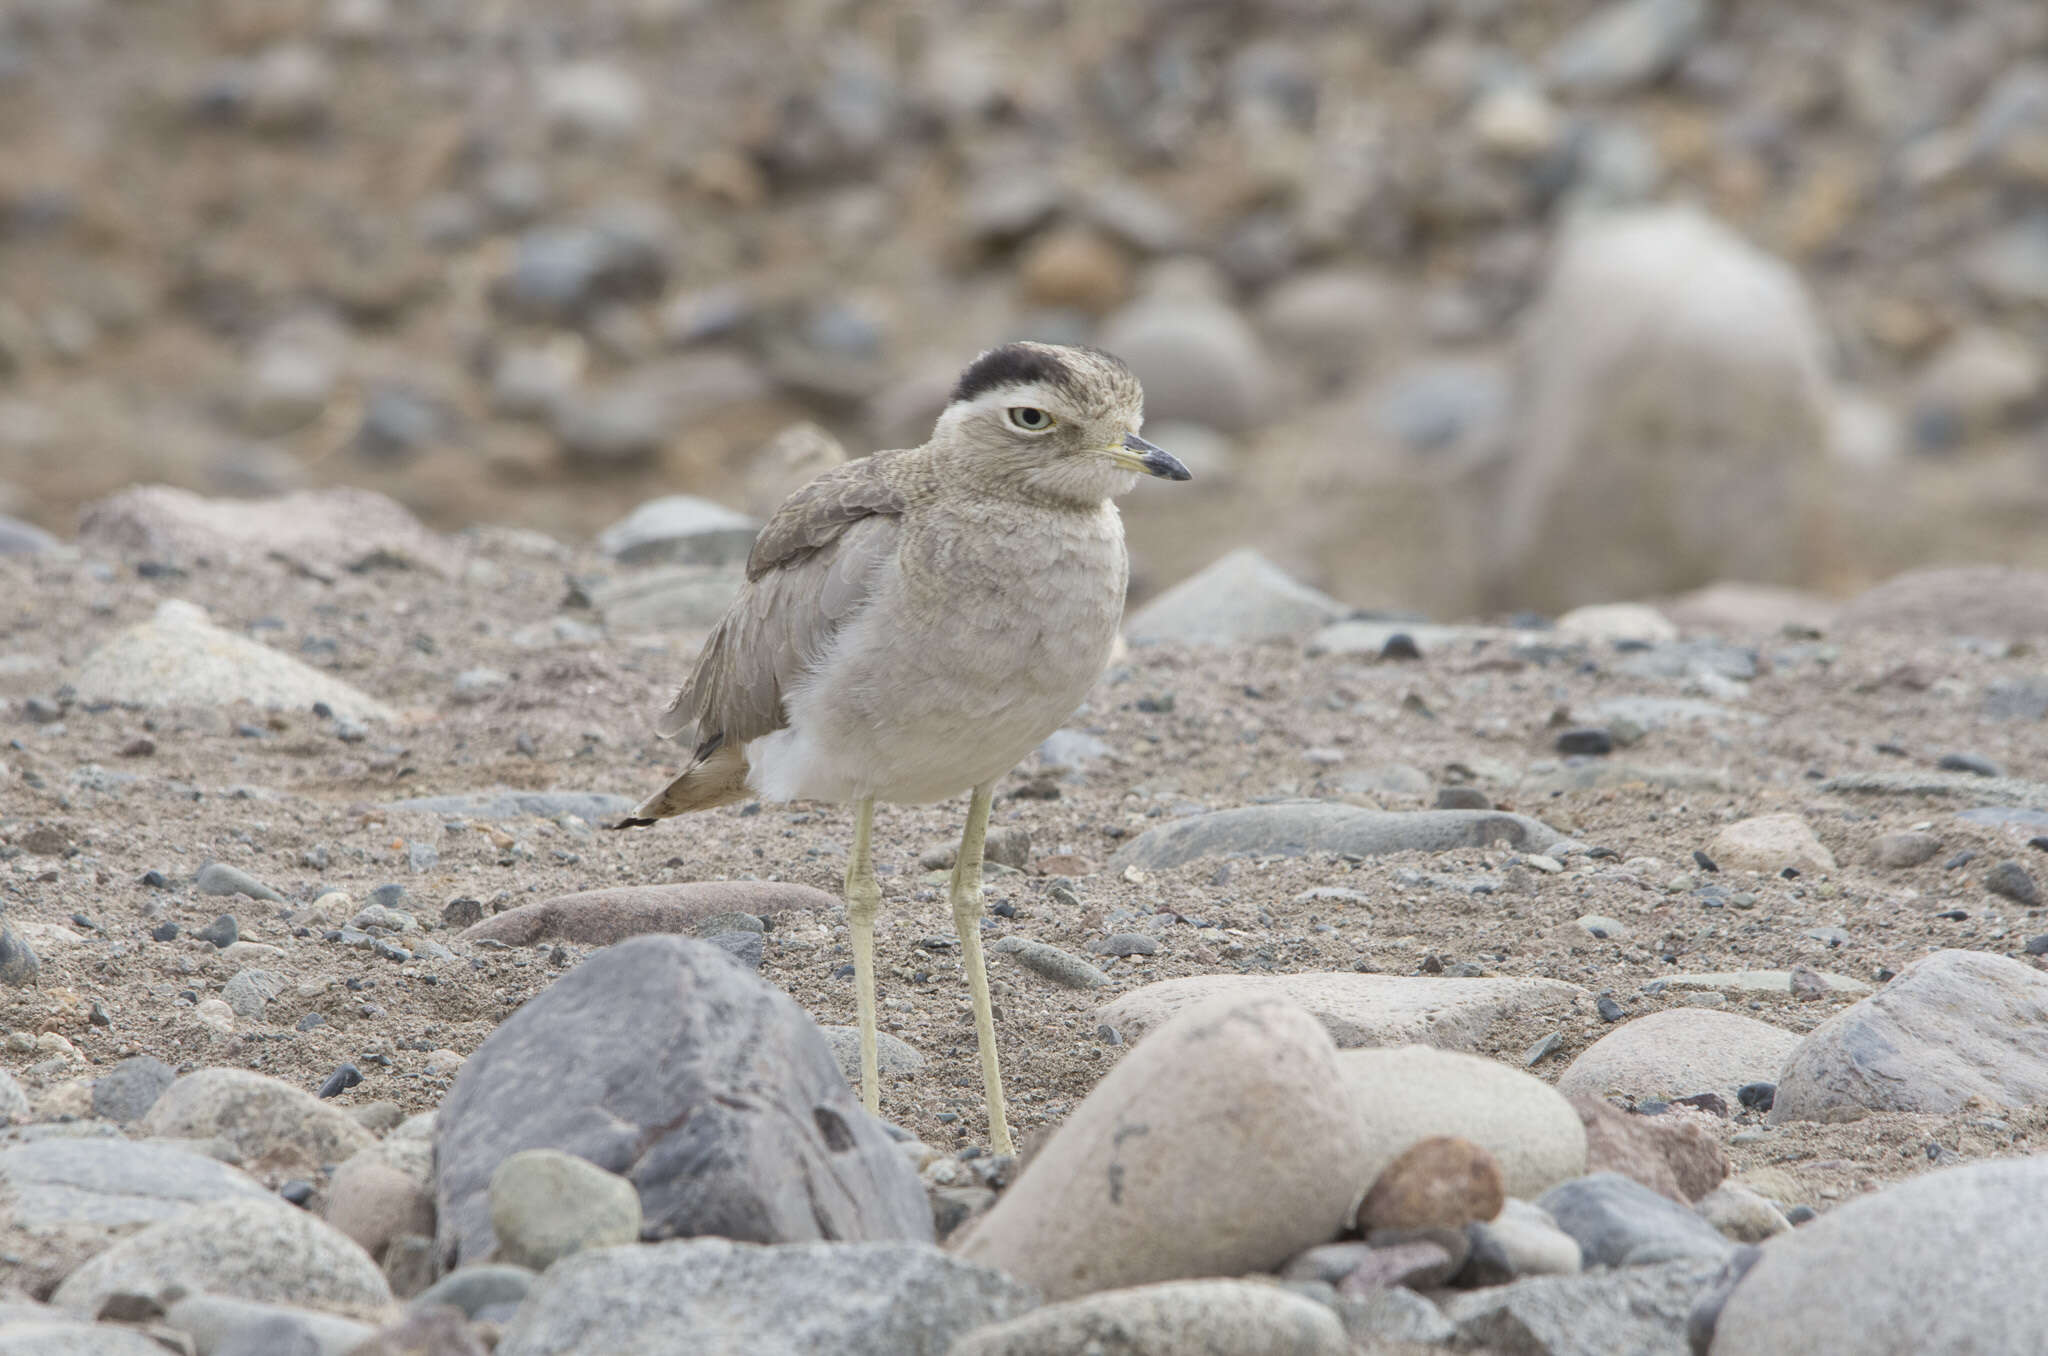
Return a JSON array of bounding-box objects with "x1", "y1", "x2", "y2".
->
[{"x1": 748, "y1": 505, "x2": 1125, "y2": 805}]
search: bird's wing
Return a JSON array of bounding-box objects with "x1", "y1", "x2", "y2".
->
[{"x1": 656, "y1": 456, "x2": 907, "y2": 746}]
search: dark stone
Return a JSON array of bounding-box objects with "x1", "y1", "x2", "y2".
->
[
  {"x1": 2024, "y1": 935, "x2": 2048, "y2": 957},
  {"x1": 1686, "y1": 1244, "x2": 1763, "y2": 1356},
  {"x1": 1985, "y1": 860, "x2": 2040, "y2": 907},
  {"x1": 317, "y1": 1063, "x2": 363, "y2": 1099},
  {"x1": 1692, "y1": 850, "x2": 1720, "y2": 873},
  {"x1": 433, "y1": 936, "x2": 932, "y2": 1268},
  {"x1": 92, "y1": 1055, "x2": 177, "y2": 1123},
  {"x1": 1672, "y1": 1092, "x2": 1728, "y2": 1117},
  {"x1": 1434, "y1": 786, "x2": 1492, "y2": 810},
  {"x1": 703, "y1": 930, "x2": 764, "y2": 970},
  {"x1": 367, "y1": 883, "x2": 406, "y2": 910},
  {"x1": 1380, "y1": 633, "x2": 1423, "y2": 661},
  {"x1": 1936, "y1": 752, "x2": 2003, "y2": 778},
  {"x1": 442, "y1": 897, "x2": 485, "y2": 929},
  {"x1": 151, "y1": 922, "x2": 180, "y2": 942},
  {"x1": 0, "y1": 924, "x2": 39, "y2": 986},
  {"x1": 1736, "y1": 1082, "x2": 1776, "y2": 1112},
  {"x1": 195, "y1": 914, "x2": 241, "y2": 949},
  {"x1": 1537, "y1": 1172, "x2": 1734, "y2": 1267},
  {"x1": 1596, "y1": 995, "x2": 1626, "y2": 1022},
  {"x1": 141, "y1": 870, "x2": 171, "y2": 889},
  {"x1": 1784, "y1": 1204, "x2": 1817, "y2": 1225},
  {"x1": 1556, "y1": 728, "x2": 1614, "y2": 756},
  {"x1": 279, "y1": 1179, "x2": 315, "y2": 1206}
]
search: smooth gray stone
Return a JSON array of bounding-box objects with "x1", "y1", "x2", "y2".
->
[
  {"x1": 494, "y1": 1238, "x2": 1036, "y2": 1356},
  {"x1": 411, "y1": 1263, "x2": 536, "y2": 1318},
  {"x1": 0, "y1": 513, "x2": 62, "y2": 555},
  {"x1": 435, "y1": 937, "x2": 931, "y2": 1267},
  {"x1": 1711, "y1": 1158, "x2": 2048, "y2": 1355},
  {"x1": 988, "y1": 937, "x2": 1110, "y2": 989},
  {"x1": 1537, "y1": 1173, "x2": 1734, "y2": 1267},
  {"x1": 383, "y1": 790, "x2": 637, "y2": 821},
  {"x1": 0, "y1": 1323, "x2": 173, "y2": 1356},
  {"x1": 92, "y1": 1056, "x2": 177, "y2": 1124},
  {"x1": 1109, "y1": 801, "x2": 1567, "y2": 870},
  {"x1": 1442, "y1": 1256, "x2": 1722, "y2": 1356},
  {"x1": 195, "y1": 863, "x2": 284, "y2": 903},
  {"x1": 165, "y1": 1294, "x2": 373, "y2": 1356}
]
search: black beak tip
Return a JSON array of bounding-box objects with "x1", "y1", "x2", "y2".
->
[{"x1": 1123, "y1": 431, "x2": 1193, "y2": 482}]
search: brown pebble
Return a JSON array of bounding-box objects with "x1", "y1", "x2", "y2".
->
[
  {"x1": 1357, "y1": 1135, "x2": 1505, "y2": 1233},
  {"x1": 1574, "y1": 1094, "x2": 1728, "y2": 1204}
]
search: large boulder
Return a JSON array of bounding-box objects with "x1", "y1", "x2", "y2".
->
[
  {"x1": 434, "y1": 936, "x2": 930, "y2": 1267},
  {"x1": 1771, "y1": 949, "x2": 2048, "y2": 1123},
  {"x1": 140, "y1": 1068, "x2": 375, "y2": 1180},
  {"x1": 954, "y1": 996, "x2": 1370, "y2": 1300}
]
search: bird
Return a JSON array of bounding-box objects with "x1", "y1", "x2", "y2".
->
[{"x1": 613, "y1": 341, "x2": 1189, "y2": 1153}]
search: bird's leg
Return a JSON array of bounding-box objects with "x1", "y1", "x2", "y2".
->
[
  {"x1": 950, "y1": 780, "x2": 1013, "y2": 1155},
  {"x1": 845, "y1": 796, "x2": 882, "y2": 1116}
]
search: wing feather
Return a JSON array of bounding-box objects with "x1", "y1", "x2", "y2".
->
[{"x1": 655, "y1": 456, "x2": 906, "y2": 745}]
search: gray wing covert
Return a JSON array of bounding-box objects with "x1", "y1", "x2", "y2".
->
[{"x1": 655, "y1": 457, "x2": 906, "y2": 747}]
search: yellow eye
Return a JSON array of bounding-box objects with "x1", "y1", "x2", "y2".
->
[{"x1": 1005, "y1": 406, "x2": 1054, "y2": 432}]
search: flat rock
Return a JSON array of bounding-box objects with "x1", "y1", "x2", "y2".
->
[
  {"x1": 1710, "y1": 1157, "x2": 2048, "y2": 1353},
  {"x1": 458, "y1": 882, "x2": 832, "y2": 946},
  {"x1": 52, "y1": 1197, "x2": 391, "y2": 1321},
  {"x1": 163, "y1": 1295, "x2": 376, "y2": 1356},
  {"x1": 1444, "y1": 1255, "x2": 1724, "y2": 1355},
  {"x1": 435, "y1": 936, "x2": 929, "y2": 1267},
  {"x1": 141, "y1": 1068, "x2": 374, "y2": 1179},
  {"x1": 955, "y1": 995, "x2": 1371, "y2": 1300},
  {"x1": 1656, "y1": 582, "x2": 1837, "y2": 636},
  {"x1": 1335, "y1": 1045, "x2": 1587, "y2": 1199},
  {"x1": 0, "y1": 1139, "x2": 273, "y2": 1296},
  {"x1": 412, "y1": 1263, "x2": 535, "y2": 1319},
  {"x1": 1831, "y1": 565, "x2": 2048, "y2": 641},
  {"x1": 494, "y1": 1238, "x2": 1036, "y2": 1356},
  {"x1": 1098, "y1": 973, "x2": 1587, "y2": 1054},
  {"x1": 1706, "y1": 814, "x2": 1836, "y2": 875},
  {"x1": 1559, "y1": 1008, "x2": 1801, "y2": 1108},
  {"x1": 1818, "y1": 771, "x2": 2048, "y2": 808},
  {"x1": 1125, "y1": 550, "x2": 1344, "y2": 646},
  {"x1": 1109, "y1": 802, "x2": 1568, "y2": 870},
  {"x1": 1538, "y1": 1173, "x2": 1734, "y2": 1267},
  {"x1": 77, "y1": 485, "x2": 461, "y2": 578},
  {"x1": 70, "y1": 600, "x2": 397, "y2": 724},
  {"x1": 1650, "y1": 970, "x2": 1871, "y2": 998},
  {"x1": 383, "y1": 791, "x2": 638, "y2": 822},
  {"x1": 1471, "y1": 1197, "x2": 1584, "y2": 1280},
  {"x1": 950, "y1": 1279, "x2": 1347, "y2": 1356},
  {"x1": 1771, "y1": 949, "x2": 2048, "y2": 1123},
  {"x1": 1872, "y1": 830, "x2": 1943, "y2": 868}
]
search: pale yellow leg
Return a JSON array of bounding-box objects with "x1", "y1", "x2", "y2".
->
[
  {"x1": 844, "y1": 797, "x2": 882, "y2": 1115},
  {"x1": 950, "y1": 781, "x2": 1013, "y2": 1155}
]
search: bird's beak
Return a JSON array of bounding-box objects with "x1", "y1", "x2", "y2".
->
[{"x1": 1105, "y1": 431, "x2": 1192, "y2": 481}]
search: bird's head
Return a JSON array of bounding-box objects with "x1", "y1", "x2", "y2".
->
[{"x1": 929, "y1": 341, "x2": 1191, "y2": 505}]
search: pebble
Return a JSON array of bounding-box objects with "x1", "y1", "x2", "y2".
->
[
  {"x1": 1109, "y1": 801, "x2": 1568, "y2": 870},
  {"x1": 458, "y1": 882, "x2": 832, "y2": 947},
  {"x1": 1937, "y1": 751, "x2": 2005, "y2": 778},
  {"x1": 1538, "y1": 1171, "x2": 1733, "y2": 1267},
  {"x1": 1694, "y1": 1182, "x2": 1790, "y2": 1243},
  {"x1": 1555, "y1": 727, "x2": 1614, "y2": 756},
  {"x1": 221, "y1": 968, "x2": 284, "y2": 1019},
  {"x1": 1359, "y1": 1135, "x2": 1504, "y2": 1233},
  {"x1": 1707, "y1": 814, "x2": 1837, "y2": 875},
  {"x1": 988, "y1": 937, "x2": 1110, "y2": 989},
  {"x1": 957, "y1": 995, "x2": 1368, "y2": 1300},
  {"x1": 1985, "y1": 859, "x2": 2040, "y2": 906},
  {"x1": 91, "y1": 1055, "x2": 177, "y2": 1124},
  {"x1": 0, "y1": 923, "x2": 39, "y2": 986},
  {"x1": 952, "y1": 1278, "x2": 1345, "y2": 1356},
  {"x1": 1574, "y1": 1095, "x2": 1728, "y2": 1204},
  {"x1": 1872, "y1": 830, "x2": 1943, "y2": 868},
  {"x1": 198, "y1": 862, "x2": 281, "y2": 902},
  {"x1": 1466, "y1": 1198, "x2": 1583, "y2": 1281},
  {"x1": 412, "y1": 1262, "x2": 536, "y2": 1319}
]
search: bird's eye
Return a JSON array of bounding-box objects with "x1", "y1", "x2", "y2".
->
[{"x1": 1005, "y1": 407, "x2": 1054, "y2": 432}]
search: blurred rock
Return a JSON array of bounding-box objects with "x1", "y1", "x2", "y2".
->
[
  {"x1": 1257, "y1": 269, "x2": 1396, "y2": 387},
  {"x1": 246, "y1": 44, "x2": 333, "y2": 136},
  {"x1": 596, "y1": 495, "x2": 760, "y2": 567},
  {"x1": 1126, "y1": 549, "x2": 1345, "y2": 646},
  {"x1": 1547, "y1": 0, "x2": 1707, "y2": 96},
  {"x1": 540, "y1": 62, "x2": 646, "y2": 144},
  {"x1": 1017, "y1": 226, "x2": 1129, "y2": 312},
  {"x1": 1367, "y1": 357, "x2": 1509, "y2": 455},
  {"x1": 1967, "y1": 217, "x2": 2048, "y2": 306},
  {"x1": 1099, "y1": 287, "x2": 1270, "y2": 433},
  {"x1": 1910, "y1": 328, "x2": 2043, "y2": 441},
  {"x1": 1833, "y1": 565, "x2": 2048, "y2": 641}
]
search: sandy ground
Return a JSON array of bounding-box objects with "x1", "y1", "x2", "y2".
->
[{"x1": 2, "y1": 528, "x2": 2045, "y2": 1216}]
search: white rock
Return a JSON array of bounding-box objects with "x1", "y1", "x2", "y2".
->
[
  {"x1": 1556, "y1": 602, "x2": 1678, "y2": 645},
  {"x1": 540, "y1": 62, "x2": 646, "y2": 142},
  {"x1": 1126, "y1": 549, "x2": 1346, "y2": 646},
  {"x1": 951, "y1": 1279, "x2": 1347, "y2": 1356},
  {"x1": 1708, "y1": 814, "x2": 1836, "y2": 875},
  {"x1": 1558, "y1": 1008, "x2": 1801, "y2": 1107}
]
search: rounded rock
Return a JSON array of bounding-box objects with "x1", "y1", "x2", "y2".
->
[
  {"x1": 951, "y1": 1278, "x2": 1346, "y2": 1356},
  {"x1": 489, "y1": 1149, "x2": 644, "y2": 1271},
  {"x1": 1559, "y1": 1008, "x2": 1800, "y2": 1110},
  {"x1": 1358, "y1": 1135, "x2": 1505, "y2": 1234}
]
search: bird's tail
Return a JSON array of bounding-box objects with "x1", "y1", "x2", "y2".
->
[{"x1": 610, "y1": 741, "x2": 751, "y2": 828}]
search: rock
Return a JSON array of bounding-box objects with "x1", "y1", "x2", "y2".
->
[
  {"x1": 1336, "y1": 1046, "x2": 1585, "y2": 1199},
  {"x1": 1336, "y1": 1285, "x2": 1459, "y2": 1346},
  {"x1": 1538, "y1": 1172, "x2": 1733, "y2": 1268},
  {"x1": 412, "y1": 1263, "x2": 534, "y2": 1319},
  {"x1": 1109, "y1": 801, "x2": 1568, "y2": 870},
  {"x1": 1652, "y1": 970, "x2": 1870, "y2": 998},
  {"x1": 0, "y1": 924, "x2": 39, "y2": 986},
  {"x1": 494, "y1": 1238, "x2": 1035, "y2": 1356},
  {"x1": 1711, "y1": 1157, "x2": 2048, "y2": 1354},
  {"x1": 1494, "y1": 205, "x2": 1828, "y2": 610},
  {"x1": 382, "y1": 791, "x2": 638, "y2": 822},
  {"x1": 435, "y1": 937, "x2": 929, "y2": 1267},
  {"x1": 162, "y1": 1295, "x2": 375, "y2": 1356},
  {"x1": 1366, "y1": 357, "x2": 1509, "y2": 455},
  {"x1": 347, "y1": 1305, "x2": 489, "y2": 1356},
  {"x1": 1560, "y1": 1008, "x2": 1801, "y2": 1112},
  {"x1": 1832, "y1": 566, "x2": 2048, "y2": 642},
  {"x1": 823, "y1": 1027, "x2": 925, "y2": 1084},
  {"x1": 950, "y1": 1279, "x2": 1347, "y2": 1356},
  {"x1": 1470, "y1": 83, "x2": 1565, "y2": 157},
  {"x1": 1573, "y1": 1096, "x2": 1728, "y2": 1204},
  {"x1": 1771, "y1": 949, "x2": 2048, "y2": 1123},
  {"x1": 1655, "y1": 582, "x2": 1837, "y2": 636},
  {"x1": 1124, "y1": 550, "x2": 1344, "y2": 646},
  {"x1": 954, "y1": 995, "x2": 1370, "y2": 1300},
  {"x1": 489, "y1": 1149, "x2": 642, "y2": 1271},
  {"x1": 52, "y1": 1197, "x2": 390, "y2": 1320},
  {"x1": 1469, "y1": 1197, "x2": 1584, "y2": 1281},
  {"x1": 221, "y1": 968, "x2": 284, "y2": 1019},
  {"x1": 1100, "y1": 973, "x2": 1585, "y2": 1055},
  {"x1": 93, "y1": 1056, "x2": 175, "y2": 1124},
  {"x1": 1872, "y1": 831, "x2": 1943, "y2": 869},
  {"x1": 324, "y1": 1151, "x2": 435, "y2": 1261},
  {"x1": 246, "y1": 42, "x2": 333, "y2": 134},
  {"x1": 1257, "y1": 268, "x2": 1396, "y2": 384},
  {"x1": 457, "y1": 882, "x2": 831, "y2": 946},
  {"x1": 1694, "y1": 1183, "x2": 1789, "y2": 1244},
  {"x1": 1968, "y1": 217, "x2": 2048, "y2": 306},
  {"x1": 1706, "y1": 815, "x2": 1836, "y2": 875},
  {"x1": 1359, "y1": 1136, "x2": 1504, "y2": 1234},
  {"x1": 1097, "y1": 295, "x2": 1270, "y2": 432},
  {"x1": 539, "y1": 62, "x2": 645, "y2": 143},
  {"x1": 1912, "y1": 328, "x2": 2044, "y2": 437},
  {"x1": 592, "y1": 564, "x2": 743, "y2": 633},
  {"x1": 1444, "y1": 1256, "x2": 1723, "y2": 1355},
  {"x1": 70, "y1": 600, "x2": 396, "y2": 725},
  {"x1": 198, "y1": 864, "x2": 281, "y2": 904},
  {"x1": 1017, "y1": 225, "x2": 1131, "y2": 312},
  {"x1": 0, "y1": 1322, "x2": 171, "y2": 1355},
  {"x1": 989, "y1": 937, "x2": 1109, "y2": 989},
  {"x1": 1556, "y1": 602, "x2": 1679, "y2": 645},
  {"x1": 594, "y1": 495, "x2": 760, "y2": 567},
  {"x1": 140, "y1": 1068, "x2": 374, "y2": 1179},
  {"x1": 1986, "y1": 859, "x2": 2040, "y2": 906},
  {"x1": 0, "y1": 513, "x2": 60, "y2": 555},
  {"x1": 0, "y1": 1139, "x2": 274, "y2": 1296},
  {"x1": 77, "y1": 485, "x2": 459, "y2": 579},
  {"x1": 1547, "y1": 0, "x2": 1706, "y2": 95}
]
